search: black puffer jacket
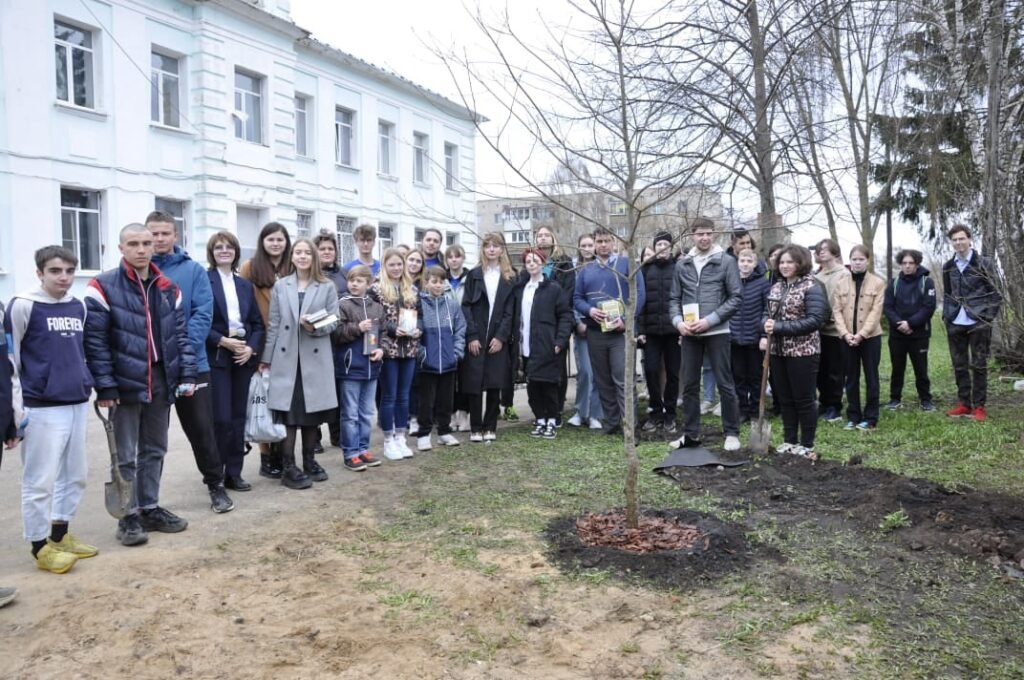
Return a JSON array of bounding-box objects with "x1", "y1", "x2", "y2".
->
[
  {"x1": 941, "y1": 252, "x2": 1002, "y2": 325},
  {"x1": 639, "y1": 255, "x2": 677, "y2": 335},
  {"x1": 883, "y1": 266, "x2": 936, "y2": 339},
  {"x1": 84, "y1": 260, "x2": 197, "y2": 404},
  {"x1": 729, "y1": 260, "x2": 770, "y2": 345}
]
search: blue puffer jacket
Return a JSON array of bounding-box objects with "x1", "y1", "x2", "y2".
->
[
  {"x1": 417, "y1": 291, "x2": 466, "y2": 374},
  {"x1": 84, "y1": 260, "x2": 197, "y2": 404},
  {"x1": 729, "y1": 260, "x2": 771, "y2": 345},
  {"x1": 152, "y1": 247, "x2": 214, "y2": 373}
]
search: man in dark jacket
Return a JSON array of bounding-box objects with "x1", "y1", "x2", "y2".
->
[
  {"x1": 84, "y1": 223, "x2": 198, "y2": 547},
  {"x1": 638, "y1": 231, "x2": 680, "y2": 433},
  {"x1": 883, "y1": 249, "x2": 937, "y2": 411},
  {"x1": 941, "y1": 225, "x2": 1002, "y2": 421},
  {"x1": 669, "y1": 218, "x2": 743, "y2": 450}
]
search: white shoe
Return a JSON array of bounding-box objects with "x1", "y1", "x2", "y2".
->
[
  {"x1": 676, "y1": 397, "x2": 685, "y2": 407},
  {"x1": 416, "y1": 435, "x2": 432, "y2": 452},
  {"x1": 383, "y1": 438, "x2": 404, "y2": 461},
  {"x1": 483, "y1": 431, "x2": 496, "y2": 442},
  {"x1": 724, "y1": 436, "x2": 741, "y2": 451},
  {"x1": 699, "y1": 400, "x2": 714, "y2": 415},
  {"x1": 469, "y1": 432, "x2": 483, "y2": 443},
  {"x1": 567, "y1": 413, "x2": 583, "y2": 427},
  {"x1": 397, "y1": 436, "x2": 414, "y2": 458},
  {"x1": 776, "y1": 442, "x2": 795, "y2": 454},
  {"x1": 713, "y1": 403, "x2": 722, "y2": 417},
  {"x1": 438, "y1": 433, "x2": 460, "y2": 447},
  {"x1": 588, "y1": 418, "x2": 603, "y2": 430},
  {"x1": 408, "y1": 417, "x2": 419, "y2": 433}
]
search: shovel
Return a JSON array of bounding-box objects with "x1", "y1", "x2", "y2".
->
[
  {"x1": 94, "y1": 402, "x2": 133, "y2": 519},
  {"x1": 748, "y1": 334, "x2": 772, "y2": 455}
]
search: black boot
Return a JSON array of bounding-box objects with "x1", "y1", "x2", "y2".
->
[
  {"x1": 280, "y1": 448, "x2": 312, "y2": 490},
  {"x1": 303, "y1": 449, "x2": 328, "y2": 482},
  {"x1": 259, "y1": 443, "x2": 283, "y2": 479}
]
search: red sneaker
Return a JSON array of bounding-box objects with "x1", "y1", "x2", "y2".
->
[
  {"x1": 972, "y1": 406, "x2": 986, "y2": 422},
  {"x1": 946, "y1": 403, "x2": 972, "y2": 417},
  {"x1": 360, "y1": 451, "x2": 382, "y2": 467}
]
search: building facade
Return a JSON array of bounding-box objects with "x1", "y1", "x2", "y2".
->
[{"x1": 0, "y1": 0, "x2": 478, "y2": 297}]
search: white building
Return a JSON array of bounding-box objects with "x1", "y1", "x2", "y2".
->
[{"x1": 0, "y1": 0, "x2": 480, "y2": 298}]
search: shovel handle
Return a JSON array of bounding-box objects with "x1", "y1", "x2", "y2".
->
[
  {"x1": 757, "y1": 332, "x2": 772, "y2": 421},
  {"x1": 94, "y1": 401, "x2": 117, "y2": 428}
]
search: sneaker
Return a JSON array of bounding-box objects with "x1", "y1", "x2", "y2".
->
[
  {"x1": 116, "y1": 514, "x2": 149, "y2": 547},
  {"x1": 34, "y1": 544, "x2": 77, "y2": 574},
  {"x1": 312, "y1": 441, "x2": 325, "y2": 455},
  {"x1": 792, "y1": 445, "x2": 818, "y2": 461},
  {"x1": 920, "y1": 400, "x2": 937, "y2": 412},
  {"x1": 712, "y1": 402, "x2": 722, "y2": 417},
  {"x1": 946, "y1": 403, "x2": 972, "y2": 417},
  {"x1": 383, "y1": 438, "x2": 404, "y2": 460},
  {"x1": 208, "y1": 485, "x2": 235, "y2": 514},
  {"x1": 344, "y1": 455, "x2": 368, "y2": 472},
  {"x1": 554, "y1": 415, "x2": 563, "y2": 428},
  {"x1": 408, "y1": 417, "x2": 419, "y2": 432},
  {"x1": 530, "y1": 422, "x2": 545, "y2": 437},
  {"x1": 469, "y1": 432, "x2": 483, "y2": 443},
  {"x1": 281, "y1": 465, "x2": 313, "y2": 489},
  {"x1": 588, "y1": 418, "x2": 603, "y2": 430},
  {"x1": 361, "y1": 451, "x2": 382, "y2": 467},
  {"x1": 668, "y1": 435, "x2": 702, "y2": 449},
  {"x1": 503, "y1": 406, "x2": 519, "y2": 421},
  {"x1": 224, "y1": 475, "x2": 252, "y2": 492},
  {"x1": 567, "y1": 413, "x2": 583, "y2": 427},
  {"x1": 972, "y1": 406, "x2": 987, "y2": 422},
  {"x1": 48, "y1": 533, "x2": 98, "y2": 558},
  {"x1": 396, "y1": 436, "x2": 415, "y2": 458},
  {"x1": 723, "y1": 436, "x2": 741, "y2": 451},
  {"x1": 663, "y1": 420, "x2": 678, "y2": 434},
  {"x1": 641, "y1": 419, "x2": 660, "y2": 432},
  {"x1": 0, "y1": 587, "x2": 15, "y2": 608},
  {"x1": 483, "y1": 431, "x2": 497, "y2": 442},
  {"x1": 676, "y1": 396, "x2": 685, "y2": 407},
  {"x1": 139, "y1": 507, "x2": 189, "y2": 533},
  {"x1": 542, "y1": 423, "x2": 557, "y2": 439},
  {"x1": 417, "y1": 435, "x2": 433, "y2": 451},
  {"x1": 775, "y1": 442, "x2": 796, "y2": 454},
  {"x1": 438, "y1": 433, "x2": 461, "y2": 447},
  {"x1": 844, "y1": 420, "x2": 856, "y2": 431},
  {"x1": 700, "y1": 400, "x2": 715, "y2": 415},
  {"x1": 825, "y1": 410, "x2": 843, "y2": 424},
  {"x1": 856, "y1": 421, "x2": 875, "y2": 431},
  {"x1": 303, "y1": 459, "x2": 329, "y2": 482},
  {"x1": 885, "y1": 400, "x2": 903, "y2": 410}
]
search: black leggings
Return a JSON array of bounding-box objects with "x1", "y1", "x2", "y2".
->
[
  {"x1": 770, "y1": 354, "x2": 819, "y2": 448},
  {"x1": 282, "y1": 426, "x2": 319, "y2": 462}
]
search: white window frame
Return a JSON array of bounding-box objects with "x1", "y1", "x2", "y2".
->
[
  {"x1": 54, "y1": 18, "x2": 96, "y2": 109},
  {"x1": 336, "y1": 215, "x2": 356, "y2": 264},
  {"x1": 233, "y1": 69, "x2": 263, "y2": 144},
  {"x1": 335, "y1": 108, "x2": 355, "y2": 167},
  {"x1": 508, "y1": 230, "x2": 530, "y2": 244},
  {"x1": 444, "y1": 143, "x2": 458, "y2": 191},
  {"x1": 377, "y1": 223, "x2": 395, "y2": 258},
  {"x1": 296, "y1": 210, "x2": 314, "y2": 239},
  {"x1": 61, "y1": 187, "x2": 102, "y2": 271},
  {"x1": 413, "y1": 132, "x2": 429, "y2": 184},
  {"x1": 151, "y1": 50, "x2": 180, "y2": 128},
  {"x1": 294, "y1": 95, "x2": 310, "y2": 157},
  {"x1": 378, "y1": 120, "x2": 395, "y2": 176},
  {"x1": 609, "y1": 200, "x2": 626, "y2": 216}
]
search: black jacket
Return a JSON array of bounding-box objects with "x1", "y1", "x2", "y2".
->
[
  {"x1": 514, "y1": 278, "x2": 573, "y2": 384},
  {"x1": 206, "y1": 270, "x2": 266, "y2": 368},
  {"x1": 883, "y1": 266, "x2": 936, "y2": 339},
  {"x1": 459, "y1": 266, "x2": 515, "y2": 392},
  {"x1": 729, "y1": 260, "x2": 771, "y2": 345},
  {"x1": 639, "y1": 256, "x2": 677, "y2": 335},
  {"x1": 941, "y1": 251, "x2": 1002, "y2": 326}
]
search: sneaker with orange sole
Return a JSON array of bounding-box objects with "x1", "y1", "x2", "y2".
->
[
  {"x1": 360, "y1": 451, "x2": 382, "y2": 467},
  {"x1": 972, "y1": 406, "x2": 987, "y2": 422},
  {"x1": 946, "y1": 403, "x2": 972, "y2": 417}
]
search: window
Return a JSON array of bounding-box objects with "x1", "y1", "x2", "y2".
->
[
  {"x1": 151, "y1": 51, "x2": 180, "y2": 127},
  {"x1": 236, "y1": 206, "x2": 262, "y2": 263},
  {"x1": 61, "y1": 188, "x2": 101, "y2": 270},
  {"x1": 532, "y1": 207, "x2": 554, "y2": 220},
  {"x1": 446, "y1": 232, "x2": 459, "y2": 246},
  {"x1": 335, "y1": 108, "x2": 354, "y2": 166},
  {"x1": 677, "y1": 199, "x2": 688, "y2": 214},
  {"x1": 509, "y1": 230, "x2": 530, "y2": 244},
  {"x1": 494, "y1": 213, "x2": 502, "y2": 225},
  {"x1": 412, "y1": 132, "x2": 429, "y2": 184},
  {"x1": 233, "y1": 70, "x2": 263, "y2": 143},
  {"x1": 378, "y1": 121, "x2": 395, "y2": 175},
  {"x1": 336, "y1": 216, "x2": 356, "y2": 264},
  {"x1": 296, "y1": 210, "x2": 313, "y2": 239},
  {"x1": 444, "y1": 143, "x2": 458, "y2": 190},
  {"x1": 154, "y1": 198, "x2": 187, "y2": 247},
  {"x1": 609, "y1": 200, "x2": 626, "y2": 216},
  {"x1": 294, "y1": 96, "x2": 310, "y2": 157},
  {"x1": 378, "y1": 223, "x2": 395, "y2": 258},
  {"x1": 54, "y1": 19, "x2": 95, "y2": 108},
  {"x1": 414, "y1": 227, "x2": 427, "y2": 245}
]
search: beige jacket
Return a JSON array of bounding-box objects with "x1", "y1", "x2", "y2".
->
[
  {"x1": 815, "y1": 265, "x2": 851, "y2": 336},
  {"x1": 832, "y1": 271, "x2": 885, "y2": 339}
]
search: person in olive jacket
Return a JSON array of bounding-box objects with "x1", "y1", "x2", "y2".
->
[
  {"x1": 638, "y1": 231, "x2": 680, "y2": 432},
  {"x1": 882, "y1": 249, "x2": 936, "y2": 411}
]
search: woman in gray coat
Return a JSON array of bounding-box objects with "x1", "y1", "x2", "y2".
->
[{"x1": 259, "y1": 239, "x2": 339, "y2": 489}]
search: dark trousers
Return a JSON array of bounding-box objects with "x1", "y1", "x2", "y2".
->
[
  {"x1": 642, "y1": 333, "x2": 681, "y2": 423},
  {"x1": 681, "y1": 334, "x2": 740, "y2": 437},
  {"x1": 771, "y1": 354, "x2": 819, "y2": 448},
  {"x1": 525, "y1": 358, "x2": 561, "y2": 421},
  {"x1": 501, "y1": 341, "x2": 517, "y2": 408},
  {"x1": 842, "y1": 335, "x2": 881, "y2": 425},
  {"x1": 417, "y1": 371, "x2": 455, "y2": 436},
  {"x1": 210, "y1": 363, "x2": 254, "y2": 478},
  {"x1": 556, "y1": 349, "x2": 570, "y2": 415},
  {"x1": 174, "y1": 371, "x2": 223, "y2": 487},
  {"x1": 947, "y1": 323, "x2": 993, "y2": 407},
  {"x1": 731, "y1": 343, "x2": 764, "y2": 419},
  {"x1": 587, "y1": 329, "x2": 627, "y2": 428},
  {"x1": 889, "y1": 334, "x2": 932, "y2": 403},
  {"x1": 817, "y1": 334, "x2": 845, "y2": 412},
  {"x1": 470, "y1": 389, "x2": 501, "y2": 432}
]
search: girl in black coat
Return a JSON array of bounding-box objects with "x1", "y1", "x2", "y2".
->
[{"x1": 515, "y1": 249, "x2": 573, "y2": 439}]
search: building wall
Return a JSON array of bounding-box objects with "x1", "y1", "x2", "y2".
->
[{"x1": 0, "y1": 0, "x2": 477, "y2": 298}]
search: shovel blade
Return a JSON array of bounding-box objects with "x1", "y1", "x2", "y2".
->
[
  {"x1": 105, "y1": 479, "x2": 133, "y2": 520},
  {"x1": 749, "y1": 419, "x2": 771, "y2": 455}
]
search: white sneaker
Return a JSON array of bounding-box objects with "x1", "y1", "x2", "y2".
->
[
  {"x1": 588, "y1": 418, "x2": 603, "y2": 430},
  {"x1": 676, "y1": 397, "x2": 685, "y2": 407},
  {"x1": 383, "y1": 438, "x2": 404, "y2": 461},
  {"x1": 469, "y1": 432, "x2": 483, "y2": 443},
  {"x1": 483, "y1": 431, "x2": 496, "y2": 442},
  {"x1": 567, "y1": 413, "x2": 583, "y2": 427},
  {"x1": 438, "y1": 433, "x2": 460, "y2": 447},
  {"x1": 408, "y1": 417, "x2": 419, "y2": 433},
  {"x1": 396, "y1": 436, "x2": 415, "y2": 458},
  {"x1": 700, "y1": 400, "x2": 715, "y2": 415},
  {"x1": 724, "y1": 436, "x2": 741, "y2": 451},
  {"x1": 713, "y1": 403, "x2": 722, "y2": 417},
  {"x1": 776, "y1": 442, "x2": 795, "y2": 454},
  {"x1": 416, "y1": 435, "x2": 432, "y2": 451}
]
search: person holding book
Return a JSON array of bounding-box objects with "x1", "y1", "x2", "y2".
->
[
  {"x1": 567, "y1": 233, "x2": 604, "y2": 429},
  {"x1": 374, "y1": 248, "x2": 420, "y2": 460},
  {"x1": 333, "y1": 265, "x2": 386, "y2": 471},
  {"x1": 460, "y1": 232, "x2": 516, "y2": 442},
  {"x1": 259, "y1": 239, "x2": 339, "y2": 490},
  {"x1": 415, "y1": 266, "x2": 466, "y2": 451}
]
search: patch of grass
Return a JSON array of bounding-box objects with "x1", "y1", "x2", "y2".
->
[{"x1": 878, "y1": 508, "x2": 912, "y2": 533}]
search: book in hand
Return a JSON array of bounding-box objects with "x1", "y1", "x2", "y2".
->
[
  {"x1": 363, "y1": 321, "x2": 381, "y2": 355},
  {"x1": 398, "y1": 308, "x2": 418, "y2": 334},
  {"x1": 304, "y1": 308, "x2": 339, "y2": 330},
  {"x1": 598, "y1": 299, "x2": 625, "y2": 332}
]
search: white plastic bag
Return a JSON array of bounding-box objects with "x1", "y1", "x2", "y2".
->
[{"x1": 244, "y1": 372, "x2": 286, "y2": 443}]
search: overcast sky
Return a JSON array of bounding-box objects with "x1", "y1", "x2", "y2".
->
[{"x1": 289, "y1": 0, "x2": 927, "y2": 261}]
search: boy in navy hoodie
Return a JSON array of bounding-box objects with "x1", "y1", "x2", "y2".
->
[
  {"x1": 6, "y1": 246, "x2": 95, "y2": 574},
  {"x1": 416, "y1": 266, "x2": 466, "y2": 451},
  {"x1": 332, "y1": 266, "x2": 386, "y2": 471}
]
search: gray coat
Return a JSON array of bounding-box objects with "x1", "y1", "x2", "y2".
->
[
  {"x1": 261, "y1": 275, "x2": 339, "y2": 413},
  {"x1": 669, "y1": 249, "x2": 742, "y2": 332}
]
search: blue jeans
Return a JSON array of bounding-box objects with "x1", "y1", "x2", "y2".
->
[
  {"x1": 379, "y1": 357, "x2": 415, "y2": 432},
  {"x1": 340, "y1": 378, "x2": 377, "y2": 458},
  {"x1": 573, "y1": 333, "x2": 604, "y2": 420}
]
